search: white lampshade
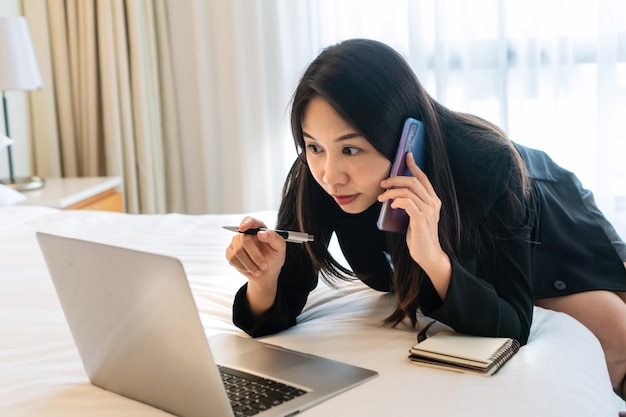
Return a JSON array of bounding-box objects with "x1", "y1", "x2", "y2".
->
[
  {"x1": 0, "y1": 16, "x2": 44, "y2": 191},
  {"x1": 0, "y1": 16, "x2": 42, "y2": 91}
]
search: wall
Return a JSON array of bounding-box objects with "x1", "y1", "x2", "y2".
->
[{"x1": 0, "y1": 0, "x2": 36, "y2": 181}]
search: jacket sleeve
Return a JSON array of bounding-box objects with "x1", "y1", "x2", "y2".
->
[
  {"x1": 232, "y1": 244, "x2": 318, "y2": 337},
  {"x1": 419, "y1": 187, "x2": 535, "y2": 345}
]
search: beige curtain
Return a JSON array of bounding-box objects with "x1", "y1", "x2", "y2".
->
[
  {"x1": 20, "y1": 0, "x2": 309, "y2": 215},
  {"x1": 22, "y1": 0, "x2": 179, "y2": 213}
]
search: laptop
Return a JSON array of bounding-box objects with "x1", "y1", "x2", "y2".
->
[{"x1": 36, "y1": 232, "x2": 377, "y2": 417}]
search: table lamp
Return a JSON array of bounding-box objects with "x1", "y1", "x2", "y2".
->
[{"x1": 0, "y1": 16, "x2": 44, "y2": 191}]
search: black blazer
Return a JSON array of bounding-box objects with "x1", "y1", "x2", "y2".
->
[{"x1": 516, "y1": 144, "x2": 626, "y2": 297}]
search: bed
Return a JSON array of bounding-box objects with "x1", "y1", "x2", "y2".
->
[{"x1": 1, "y1": 204, "x2": 623, "y2": 417}]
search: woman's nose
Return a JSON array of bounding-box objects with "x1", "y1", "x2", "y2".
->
[{"x1": 322, "y1": 157, "x2": 347, "y2": 185}]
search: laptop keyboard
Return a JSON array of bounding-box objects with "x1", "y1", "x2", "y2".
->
[{"x1": 219, "y1": 365, "x2": 307, "y2": 416}]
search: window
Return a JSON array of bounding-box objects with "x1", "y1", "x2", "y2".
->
[{"x1": 290, "y1": 0, "x2": 626, "y2": 234}]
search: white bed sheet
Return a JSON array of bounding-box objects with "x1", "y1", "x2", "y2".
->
[{"x1": 0, "y1": 205, "x2": 622, "y2": 417}]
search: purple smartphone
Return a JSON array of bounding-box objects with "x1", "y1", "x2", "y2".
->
[{"x1": 376, "y1": 118, "x2": 426, "y2": 233}]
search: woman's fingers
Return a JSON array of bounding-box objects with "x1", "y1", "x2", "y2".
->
[
  {"x1": 379, "y1": 179, "x2": 430, "y2": 210},
  {"x1": 406, "y1": 153, "x2": 436, "y2": 195},
  {"x1": 230, "y1": 234, "x2": 267, "y2": 277},
  {"x1": 226, "y1": 217, "x2": 269, "y2": 277},
  {"x1": 226, "y1": 218, "x2": 287, "y2": 280},
  {"x1": 379, "y1": 153, "x2": 438, "y2": 210}
]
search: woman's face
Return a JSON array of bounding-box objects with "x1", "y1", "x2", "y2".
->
[{"x1": 302, "y1": 97, "x2": 391, "y2": 214}]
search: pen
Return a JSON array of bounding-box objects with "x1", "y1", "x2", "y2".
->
[{"x1": 222, "y1": 226, "x2": 314, "y2": 244}]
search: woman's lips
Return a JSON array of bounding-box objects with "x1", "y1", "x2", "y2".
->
[{"x1": 333, "y1": 194, "x2": 358, "y2": 205}]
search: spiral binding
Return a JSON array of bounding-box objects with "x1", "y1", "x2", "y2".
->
[{"x1": 489, "y1": 338, "x2": 521, "y2": 371}]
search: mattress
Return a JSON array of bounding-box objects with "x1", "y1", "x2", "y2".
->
[{"x1": 0, "y1": 205, "x2": 622, "y2": 416}]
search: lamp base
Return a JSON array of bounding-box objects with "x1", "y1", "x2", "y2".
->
[{"x1": 1, "y1": 175, "x2": 45, "y2": 191}]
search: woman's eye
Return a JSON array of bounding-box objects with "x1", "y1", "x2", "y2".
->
[
  {"x1": 306, "y1": 144, "x2": 322, "y2": 153},
  {"x1": 343, "y1": 147, "x2": 360, "y2": 156}
]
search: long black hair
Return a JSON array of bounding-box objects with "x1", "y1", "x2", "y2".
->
[{"x1": 278, "y1": 39, "x2": 528, "y2": 328}]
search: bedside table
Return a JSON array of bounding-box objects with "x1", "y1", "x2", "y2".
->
[{"x1": 20, "y1": 177, "x2": 124, "y2": 212}]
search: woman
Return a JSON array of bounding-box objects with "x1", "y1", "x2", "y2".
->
[{"x1": 225, "y1": 39, "x2": 626, "y2": 398}]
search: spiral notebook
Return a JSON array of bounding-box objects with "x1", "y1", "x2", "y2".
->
[{"x1": 408, "y1": 331, "x2": 520, "y2": 376}]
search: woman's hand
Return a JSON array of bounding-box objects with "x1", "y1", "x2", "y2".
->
[
  {"x1": 378, "y1": 153, "x2": 452, "y2": 298},
  {"x1": 225, "y1": 216, "x2": 286, "y2": 317}
]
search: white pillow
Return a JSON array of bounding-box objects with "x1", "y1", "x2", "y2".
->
[{"x1": 0, "y1": 184, "x2": 26, "y2": 206}]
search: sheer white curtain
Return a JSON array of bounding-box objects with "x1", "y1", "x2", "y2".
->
[
  {"x1": 172, "y1": 0, "x2": 625, "y2": 236},
  {"x1": 250, "y1": 0, "x2": 626, "y2": 235},
  {"x1": 161, "y1": 0, "x2": 313, "y2": 214}
]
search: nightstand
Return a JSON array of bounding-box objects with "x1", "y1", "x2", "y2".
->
[{"x1": 20, "y1": 177, "x2": 124, "y2": 212}]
